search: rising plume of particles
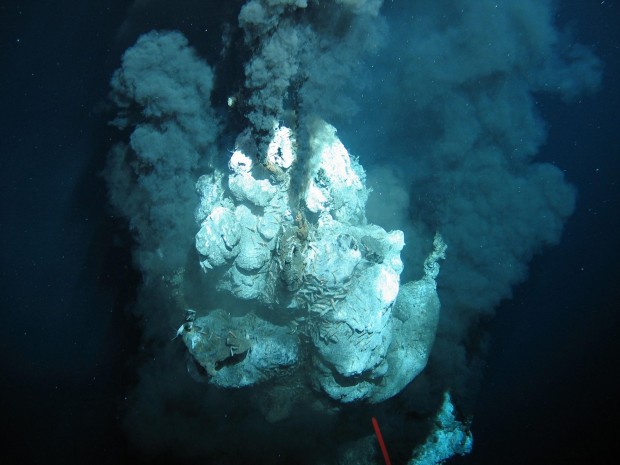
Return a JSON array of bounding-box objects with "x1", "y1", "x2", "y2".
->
[{"x1": 105, "y1": 1, "x2": 601, "y2": 463}]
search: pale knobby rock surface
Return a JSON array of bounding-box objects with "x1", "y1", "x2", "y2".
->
[{"x1": 188, "y1": 120, "x2": 444, "y2": 404}]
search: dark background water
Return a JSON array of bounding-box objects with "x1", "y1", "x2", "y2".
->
[{"x1": 1, "y1": 1, "x2": 618, "y2": 464}]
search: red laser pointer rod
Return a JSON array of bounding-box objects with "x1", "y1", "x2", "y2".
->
[{"x1": 371, "y1": 416, "x2": 392, "y2": 465}]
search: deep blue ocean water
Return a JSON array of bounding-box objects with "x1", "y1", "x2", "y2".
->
[{"x1": 1, "y1": 1, "x2": 618, "y2": 464}]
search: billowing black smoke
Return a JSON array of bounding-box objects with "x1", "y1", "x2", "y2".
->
[{"x1": 104, "y1": 0, "x2": 601, "y2": 462}]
